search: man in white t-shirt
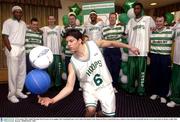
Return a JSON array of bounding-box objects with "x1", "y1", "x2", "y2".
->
[
  {"x1": 37, "y1": 29, "x2": 139, "y2": 117},
  {"x1": 2, "y1": 6, "x2": 28, "y2": 103},
  {"x1": 84, "y1": 10, "x2": 104, "y2": 41},
  {"x1": 41, "y1": 16, "x2": 64, "y2": 90},
  {"x1": 125, "y1": 3, "x2": 155, "y2": 96}
]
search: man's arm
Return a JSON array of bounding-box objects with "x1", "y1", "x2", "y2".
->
[
  {"x1": 96, "y1": 40, "x2": 139, "y2": 55},
  {"x1": 2, "y1": 35, "x2": 11, "y2": 51},
  {"x1": 38, "y1": 63, "x2": 76, "y2": 107}
]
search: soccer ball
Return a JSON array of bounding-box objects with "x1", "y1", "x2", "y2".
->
[
  {"x1": 29, "y1": 46, "x2": 53, "y2": 69},
  {"x1": 121, "y1": 75, "x2": 128, "y2": 84}
]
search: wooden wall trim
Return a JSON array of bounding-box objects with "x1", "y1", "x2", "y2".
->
[{"x1": 0, "y1": 68, "x2": 8, "y2": 83}]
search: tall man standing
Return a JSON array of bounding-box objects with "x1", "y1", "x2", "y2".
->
[
  {"x1": 2, "y1": 6, "x2": 28, "y2": 103},
  {"x1": 125, "y1": 3, "x2": 155, "y2": 95}
]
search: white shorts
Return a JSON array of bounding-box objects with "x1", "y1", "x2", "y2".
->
[{"x1": 83, "y1": 84, "x2": 116, "y2": 116}]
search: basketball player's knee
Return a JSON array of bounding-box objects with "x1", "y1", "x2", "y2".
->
[{"x1": 85, "y1": 107, "x2": 96, "y2": 117}]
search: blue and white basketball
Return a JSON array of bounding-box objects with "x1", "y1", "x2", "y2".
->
[
  {"x1": 29, "y1": 46, "x2": 53, "y2": 69},
  {"x1": 25, "y1": 69, "x2": 51, "y2": 94}
]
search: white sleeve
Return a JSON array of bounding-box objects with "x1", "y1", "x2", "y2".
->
[
  {"x1": 57, "y1": 26, "x2": 62, "y2": 35},
  {"x1": 125, "y1": 19, "x2": 131, "y2": 34},
  {"x1": 41, "y1": 27, "x2": 47, "y2": 46},
  {"x1": 149, "y1": 17, "x2": 156, "y2": 28},
  {"x1": 2, "y1": 20, "x2": 10, "y2": 36},
  {"x1": 40, "y1": 27, "x2": 45, "y2": 31}
]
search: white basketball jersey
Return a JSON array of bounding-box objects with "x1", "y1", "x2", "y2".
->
[
  {"x1": 173, "y1": 23, "x2": 180, "y2": 65},
  {"x1": 84, "y1": 21, "x2": 104, "y2": 41},
  {"x1": 126, "y1": 16, "x2": 155, "y2": 56},
  {"x1": 70, "y1": 41, "x2": 112, "y2": 91},
  {"x1": 41, "y1": 26, "x2": 61, "y2": 55}
]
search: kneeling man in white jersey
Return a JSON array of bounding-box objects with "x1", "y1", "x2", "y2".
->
[{"x1": 38, "y1": 29, "x2": 139, "y2": 117}]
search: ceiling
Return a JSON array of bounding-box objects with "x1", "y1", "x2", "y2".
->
[{"x1": 71, "y1": 0, "x2": 180, "y2": 9}]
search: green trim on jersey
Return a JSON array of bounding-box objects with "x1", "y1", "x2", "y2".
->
[
  {"x1": 102, "y1": 111, "x2": 115, "y2": 116},
  {"x1": 85, "y1": 103, "x2": 97, "y2": 107}
]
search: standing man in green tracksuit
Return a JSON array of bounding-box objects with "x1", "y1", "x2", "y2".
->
[{"x1": 125, "y1": 3, "x2": 155, "y2": 95}]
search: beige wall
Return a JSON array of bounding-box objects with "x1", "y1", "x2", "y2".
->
[{"x1": 58, "y1": 0, "x2": 83, "y2": 25}]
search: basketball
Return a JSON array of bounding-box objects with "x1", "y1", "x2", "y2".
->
[
  {"x1": 25, "y1": 69, "x2": 51, "y2": 94},
  {"x1": 29, "y1": 46, "x2": 53, "y2": 69}
]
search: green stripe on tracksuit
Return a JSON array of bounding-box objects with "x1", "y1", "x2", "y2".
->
[
  {"x1": 127, "y1": 56, "x2": 147, "y2": 95},
  {"x1": 48, "y1": 54, "x2": 65, "y2": 87},
  {"x1": 169, "y1": 64, "x2": 180, "y2": 104}
]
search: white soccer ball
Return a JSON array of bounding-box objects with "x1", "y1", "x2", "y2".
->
[
  {"x1": 29, "y1": 46, "x2": 53, "y2": 69},
  {"x1": 121, "y1": 75, "x2": 128, "y2": 84}
]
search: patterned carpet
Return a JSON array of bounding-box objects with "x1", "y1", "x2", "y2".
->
[{"x1": 0, "y1": 84, "x2": 180, "y2": 117}]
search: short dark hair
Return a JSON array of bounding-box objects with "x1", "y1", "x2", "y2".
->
[
  {"x1": 156, "y1": 15, "x2": 166, "y2": 21},
  {"x1": 64, "y1": 29, "x2": 83, "y2": 40},
  {"x1": 69, "y1": 14, "x2": 76, "y2": 18},
  {"x1": 109, "y1": 12, "x2": 117, "y2": 18},
  {"x1": 31, "y1": 17, "x2": 38, "y2": 23},
  {"x1": 133, "y1": 2, "x2": 144, "y2": 9}
]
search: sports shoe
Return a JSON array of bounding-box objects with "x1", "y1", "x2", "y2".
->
[
  {"x1": 16, "y1": 92, "x2": 28, "y2": 99},
  {"x1": 160, "y1": 97, "x2": 167, "y2": 103},
  {"x1": 150, "y1": 94, "x2": 158, "y2": 100},
  {"x1": 8, "y1": 96, "x2": 19, "y2": 103},
  {"x1": 167, "y1": 101, "x2": 176, "y2": 108}
]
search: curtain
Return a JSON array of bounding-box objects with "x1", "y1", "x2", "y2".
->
[
  {"x1": 0, "y1": 0, "x2": 61, "y2": 8},
  {"x1": 153, "y1": 2, "x2": 180, "y2": 16}
]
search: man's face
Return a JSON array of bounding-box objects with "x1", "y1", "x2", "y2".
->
[
  {"x1": 68, "y1": 15, "x2": 76, "y2": 26},
  {"x1": 31, "y1": 21, "x2": 39, "y2": 31},
  {"x1": 13, "y1": 9, "x2": 23, "y2": 21},
  {"x1": 90, "y1": 13, "x2": 97, "y2": 22},
  {"x1": 155, "y1": 17, "x2": 165, "y2": 29},
  {"x1": 109, "y1": 14, "x2": 117, "y2": 26},
  {"x1": 134, "y1": 5, "x2": 142, "y2": 17},
  {"x1": 48, "y1": 16, "x2": 56, "y2": 26},
  {"x1": 66, "y1": 36, "x2": 81, "y2": 53}
]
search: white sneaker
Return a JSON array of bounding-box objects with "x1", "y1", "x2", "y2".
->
[
  {"x1": 150, "y1": 94, "x2": 158, "y2": 100},
  {"x1": 167, "y1": 101, "x2": 176, "y2": 108},
  {"x1": 160, "y1": 97, "x2": 167, "y2": 103},
  {"x1": 113, "y1": 88, "x2": 118, "y2": 93},
  {"x1": 16, "y1": 92, "x2": 28, "y2": 99},
  {"x1": 8, "y1": 96, "x2": 19, "y2": 103}
]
